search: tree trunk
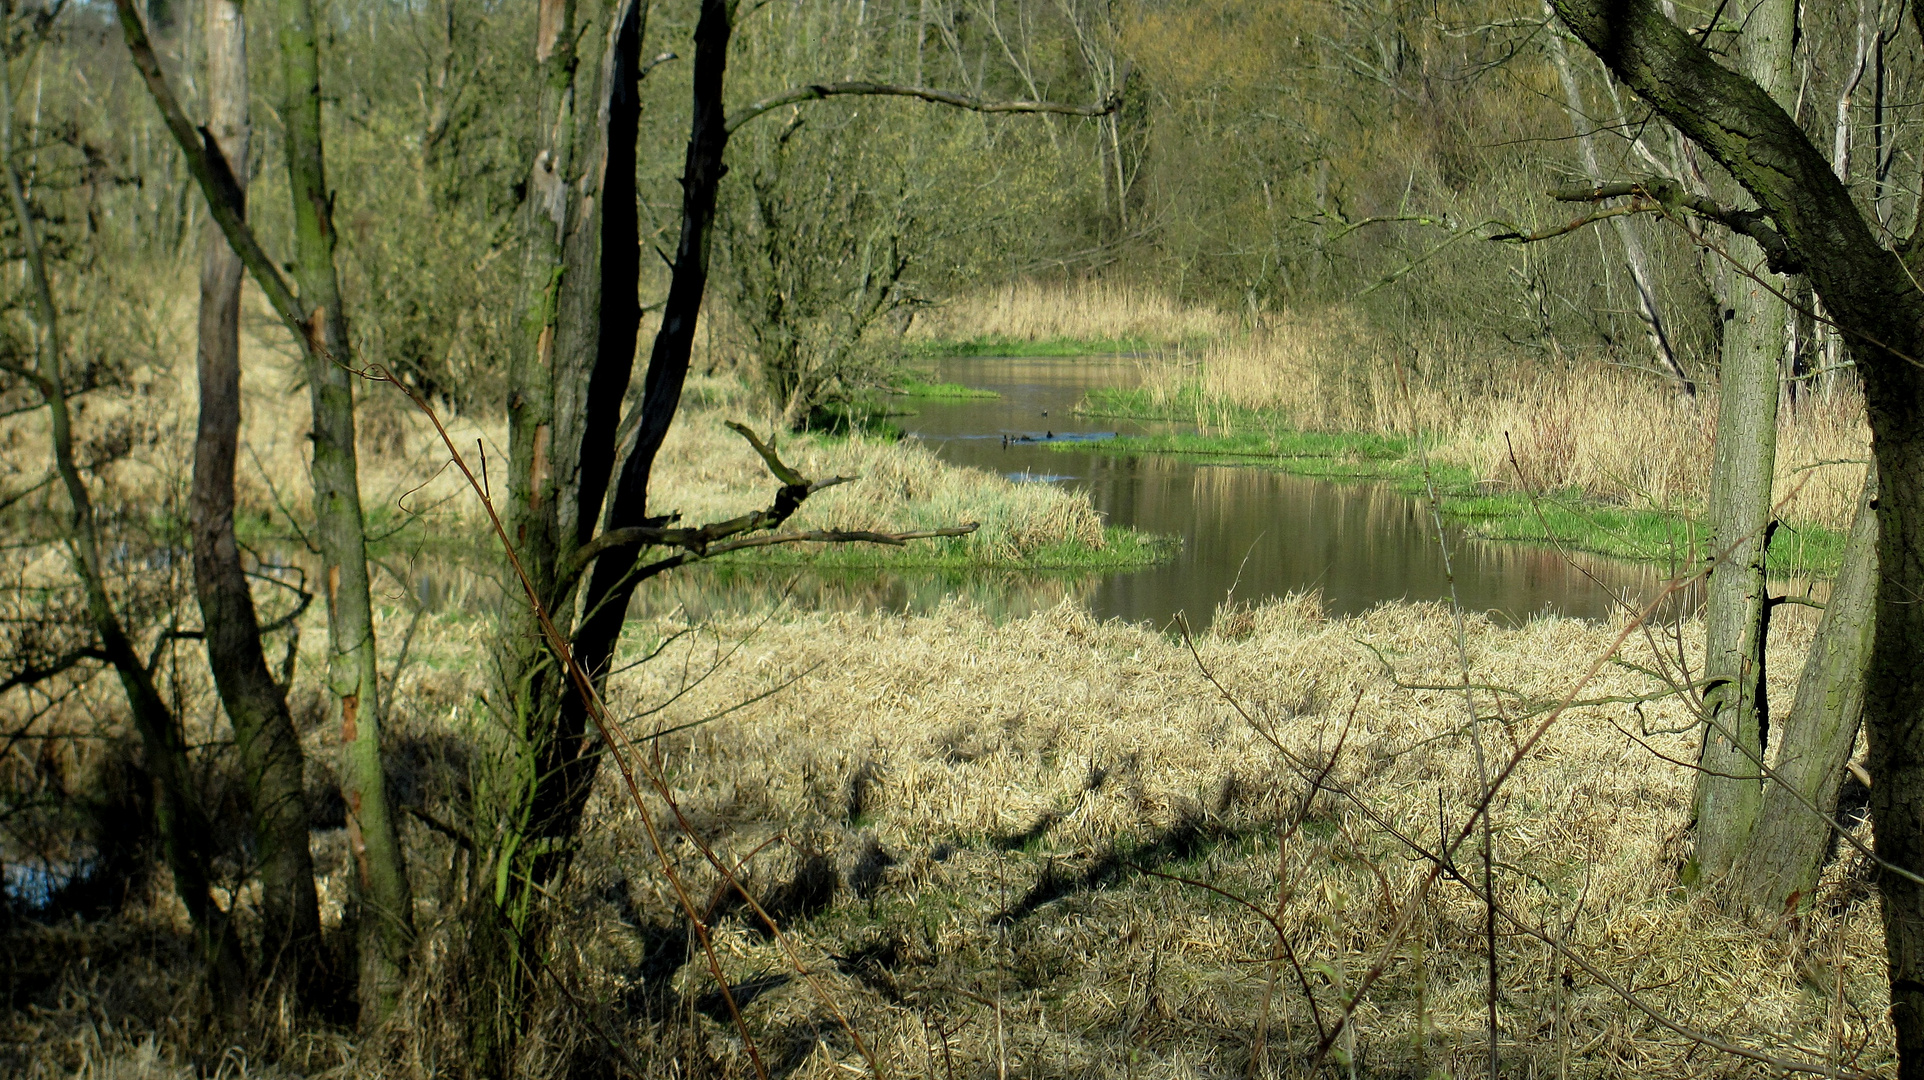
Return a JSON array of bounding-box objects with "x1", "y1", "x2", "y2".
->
[
  {"x1": 274, "y1": 0, "x2": 412, "y2": 1024},
  {"x1": 1691, "y1": 0, "x2": 1792, "y2": 884},
  {"x1": 468, "y1": 0, "x2": 646, "y2": 1069},
  {"x1": 1730, "y1": 474, "x2": 1876, "y2": 920},
  {"x1": 191, "y1": 0, "x2": 323, "y2": 998},
  {"x1": 0, "y1": 34, "x2": 247, "y2": 1005},
  {"x1": 1547, "y1": 0, "x2": 1924, "y2": 1069}
]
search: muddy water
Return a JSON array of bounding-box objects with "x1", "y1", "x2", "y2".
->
[{"x1": 636, "y1": 356, "x2": 1686, "y2": 628}]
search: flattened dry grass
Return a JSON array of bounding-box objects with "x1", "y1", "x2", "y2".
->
[
  {"x1": 19, "y1": 593, "x2": 1889, "y2": 1078},
  {"x1": 523, "y1": 594, "x2": 1887, "y2": 1079}
]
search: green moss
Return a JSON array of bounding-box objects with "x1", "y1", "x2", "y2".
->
[{"x1": 1067, "y1": 396, "x2": 1848, "y2": 577}]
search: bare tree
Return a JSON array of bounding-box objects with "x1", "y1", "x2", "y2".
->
[{"x1": 2, "y1": 0, "x2": 245, "y2": 1008}]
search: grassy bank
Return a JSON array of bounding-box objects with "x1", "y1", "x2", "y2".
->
[
  {"x1": 888, "y1": 379, "x2": 1000, "y2": 399},
  {"x1": 204, "y1": 305, "x2": 1162, "y2": 573},
  {"x1": 1073, "y1": 390, "x2": 1848, "y2": 575}
]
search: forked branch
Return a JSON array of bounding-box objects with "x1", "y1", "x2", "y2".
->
[
  {"x1": 1492, "y1": 176, "x2": 1803, "y2": 273},
  {"x1": 113, "y1": 0, "x2": 313, "y2": 346},
  {"x1": 565, "y1": 422, "x2": 978, "y2": 579}
]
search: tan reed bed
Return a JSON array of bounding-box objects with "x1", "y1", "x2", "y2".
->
[{"x1": 506, "y1": 592, "x2": 1883, "y2": 1080}]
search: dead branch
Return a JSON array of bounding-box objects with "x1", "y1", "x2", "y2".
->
[
  {"x1": 1539, "y1": 177, "x2": 1803, "y2": 273},
  {"x1": 565, "y1": 422, "x2": 979, "y2": 577},
  {"x1": 726, "y1": 80, "x2": 1122, "y2": 133}
]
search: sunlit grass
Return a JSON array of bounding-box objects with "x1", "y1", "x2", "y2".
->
[{"x1": 888, "y1": 378, "x2": 1001, "y2": 398}]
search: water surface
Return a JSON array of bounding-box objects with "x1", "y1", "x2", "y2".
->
[
  {"x1": 633, "y1": 356, "x2": 1686, "y2": 628},
  {"x1": 888, "y1": 356, "x2": 1679, "y2": 627}
]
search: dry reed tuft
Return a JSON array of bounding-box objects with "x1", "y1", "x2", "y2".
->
[{"x1": 908, "y1": 279, "x2": 1238, "y2": 345}]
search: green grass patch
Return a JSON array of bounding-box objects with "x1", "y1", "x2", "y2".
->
[
  {"x1": 710, "y1": 524, "x2": 1173, "y2": 572},
  {"x1": 1066, "y1": 397, "x2": 1848, "y2": 576},
  {"x1": 890, "y1": 379, "x2": 1000, "y2": 399},
  {"x1": 905, "y1": 335, "x2": 1158, "y2": 357}
]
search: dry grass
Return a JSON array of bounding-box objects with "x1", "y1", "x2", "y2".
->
[
  {"x1": 539, "y1": 595, "x2": 1886, "y2": 1079},
  {"x1": 30, "y1": 593, "x2": 1889, "y2": 1078},
  {"x1": 908, "y1": 280, "x2": 1238, "y2": 346}
]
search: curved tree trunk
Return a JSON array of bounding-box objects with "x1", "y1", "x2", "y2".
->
[
  {"x1": 1730, "y1": 474, "x2": 1876, "y2": 920},
  {"x1": 1693, "y1": 0, "x2": 1792, "y2": 884},
  {"x1": 274, "y1": 0, "x2": 412, "y2": 1024},
  {"x1": 1548, "y1": 0, "x2": 1924, "y2": 1069},
  {"x1": 191, "y1": 0, "x2": 323, "y2": 999}
]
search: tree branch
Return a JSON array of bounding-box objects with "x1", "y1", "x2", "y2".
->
[
  {"x1": 566, "y1": 421, "x2": 978, "y2": 577},
  {"x1": 725, "y1": 80, "x2": 1122, "y2": 134},
  {"x1": 112, "y1": 0, "x2": 315, "y2": 349},
  {"x1": 1487, "y1": 199, "x2": 1666, "y2": 244},
  {"x1": 1544, "y1": 177, "x2": 1802, "y2": 273},
  {"x1": 0, "y1": 646, "x2": 108, "y2": 695}
]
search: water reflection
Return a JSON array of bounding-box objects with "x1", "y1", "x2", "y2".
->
[{"x1": 902, "y1": 356, "x2": 1695, "y2": 626}]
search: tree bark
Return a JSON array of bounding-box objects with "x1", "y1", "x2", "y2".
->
[
  {"x1": 470, "y1": 0, "x2": 645, "y2": 1069},
  {"x1": 0, "y1": 22, "x2": 246, "y2": 1005},
  {"x1": 191, "y1": 0, "x2": 322, "y2": 998},
  {"x1": 1731, "y1": 474, "x2": 1876, "y2": 920},
  {"x1": 1547, "y1": 0, "x2": 1924, "y2": 1070},
  {"x1": 274, "y1": 0, "x2": 412, "y2": 1024},
  {"x1": 1692, "y1": 0, "x2": 1792, "y2": 884}
]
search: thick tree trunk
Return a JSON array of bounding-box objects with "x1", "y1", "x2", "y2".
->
[
  {"x1": 0, "y1": 43, "x2": 246, "y2": 1004},
  {"x1": 1730, "y1": 475, "x2": 1876, "y2": 919},
  {"x1": 274, "y1": 0, "x2": 412, "y2": 1024},
  {"x1": 1692, "y1": 0, "x2": 1792, "y2": 884},
  {"x1": 1548, "y1": 1, "x2": 1924, "y2": 1070},
  {"x1": 470, "y1": 0, "x2": 645, "y2": 1070},
  {"x1": 191, "y1": 0, "x2": 322, "y2": 996}
]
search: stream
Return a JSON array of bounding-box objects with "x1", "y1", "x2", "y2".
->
[{"x1": 636, "y1": 356, "x2": 1686, "y2": 628}]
